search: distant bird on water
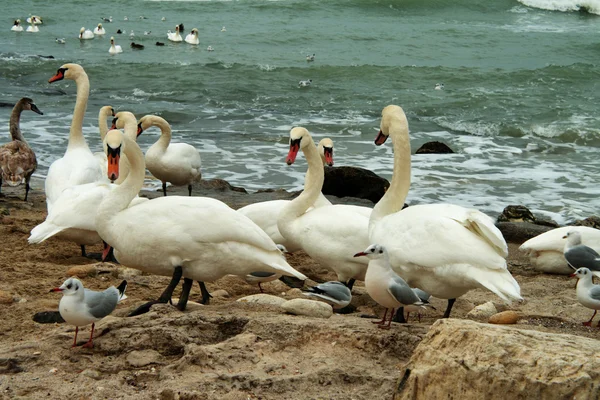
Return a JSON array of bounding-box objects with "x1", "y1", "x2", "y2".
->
[
  {"x1": 299, "y1": 79, "x2": 312, "y2": 87},
  {"x1": 306, "y1": 53, "x2": 315, "y2": 62},
  {"x1": 435, "y1": 83, "x2": 444, "y2": 90},
  {"x1": 131, "y1": 42, "x2": 145, "y2": 50}
]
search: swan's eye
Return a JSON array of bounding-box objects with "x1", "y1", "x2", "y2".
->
[{"x1": 66, "y1": 283, "x2": 72, "y2": 289}]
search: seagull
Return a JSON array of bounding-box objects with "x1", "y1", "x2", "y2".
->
[
  {"x1": 129, "y1": 30, "x2": 135, "y2": 38},
  {"x1": 354, "y1": 244, "x2": 427, "y2": 329},
  {"x1": 161, "y1": 17, "x2": 166, "y2": 21},
  {"x1": 51, "y1": 278, "x2": 127, "y2": 348},
  {"x1": 564, "y1": 231, "x2": 600, "y2": 278},
  {"x1": 435, "y1": 83, "x2": 444, "y2": 90},
  {"x1": 124, "y1": 16, "x2": 129, "y2": 21},
  {"x1": 207, "y1": 45, "x2": 214, "y2": 51},
  {"x1": 55, "y1": 38, "x2": 66, "y2": 44},
  {"x1": 306, "y1": 53, "x2": 315, "y2": 62},
  {"x1": 571, "y1": 268, "x2": 600, "y2": 327},
  {"x1": 102, "y1": 16, "x2": 113, "y2": 23},
  {"x1": 302, "y1": 281, "x2": 352, "y2": 310},
  {"x1": 144, "y1": 31, "x2": 151, "y2": 35},
  {"x1": 299, "y1": 79, "x2": 312, "y2": 87},
  {"x1": 221, "y1": 26, "x2": 226, "y2": 32}
]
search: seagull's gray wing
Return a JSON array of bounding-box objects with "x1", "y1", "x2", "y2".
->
[
  {"x1": 412, "y1": 288, "x2": 431, "y2": 303},
  {"x1": 314, "y1": 282, "x2": 352, "y2": 303},
  {"x1": 589, "y1": 286, "x2": 600, "y2": 302},
  {"x1": 388, "y1": 276, "x2": 422, "y2": 306},
  {"x1": 564, "y1": 245, "x2": 600, "y2": 271},
  {"x1": 84, "y1": 287, "x2": 119, "y2": 319},
  {"x1": 249, "y1": 271, "x2": 277, "y2": 278}
]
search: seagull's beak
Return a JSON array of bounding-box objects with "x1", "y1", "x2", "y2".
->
[
  {"x1": 50, "y1": 287, "x2": 63, "y2": 292},
  {"x1": 353, "y1": 251, "x2": 367, "y2": 258},
  {"x1": 570, "y1": 273, "x2": 577, "y2": 278}
]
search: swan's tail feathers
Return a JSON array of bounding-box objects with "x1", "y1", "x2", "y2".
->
[
  {"x1": 116, "y1": 280, "x2": 128, "y2": 302},
  {"x1": 470, "y1": 267, "x2": 523, "y2": 303},
  {"x1": 463, "y1": 210, "x2": 509, "y2": 258},
  {"x1": 268, "y1": 261, "x2": 307, "y2": 281},
  {"x1": 28, "y1": 222, "x2": 65, "y2": 244}
]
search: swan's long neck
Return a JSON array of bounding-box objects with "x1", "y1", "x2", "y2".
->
[
  {"x1": 9, "y1": 101, "x2": 26, "y2": 142},
  {"x1": 153, "y1": 117, "x2": 172, "y2": 151},
  {"x1": 96, "y1": 136, "x2": 146, "y2": 241},
  {"x1": 98, "y1": 110, "x2": 109, "y2": 141},
  {"x1": 67, "y1": 73, "x2": 91, "y2": 151},
  {"x1": 279, "y1": 138, "x2": 323, "y2": 227},
  {"x1": 369, "y1": 117, "x2": 411, "y2": 236}
]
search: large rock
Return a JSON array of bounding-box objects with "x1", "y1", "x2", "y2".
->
[
  {"x1": 322, "y1": 166, "x2": 389, "y2": 203},
  {"x1": 496, "y1": 221, "x2": 553, "y2": 244},
  {"x1": 394, "y1": 319, "x2": 600, "y2": 400},
  {"x1": 414, "y1": 141, "x2": 454, "y2": 154},
  {"x1": 281, "y1": 298, "x2": 333, "y2": 318}
]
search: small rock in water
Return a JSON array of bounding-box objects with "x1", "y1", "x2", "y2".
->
[
  {"x1": 67, "y1": 265, "x2": 97, "y2": 278},
  {"x1": 237, "y1": 294, "x2": 286, "y2": 307},
  {"x1": 281, "y1": 298, "x2": 333, "y2": 319},
  {"x1": 488, "y1": 310, "x2": 520, "y2": 325},
  {"x1": 466, "y1": 301, "x2": 497, "y2": 320}
]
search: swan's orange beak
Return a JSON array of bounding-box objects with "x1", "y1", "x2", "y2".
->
[
  {"x1": 375, "y1": 130, "x2": 388, "y2": 146},
  {"x1": 107, "y1": 146, "x2": 121, "y2": 182},
  {"x1": 48, "y1": 68, "x2": 66, "y2": 83},
  {"x1": 137, "y1": 123, "x2": 143, "y2": 137},
  {"x1": 353, "y1": 251, "x2": 367, "y2": 258},
  {"x1": 111, "y1": 117, "x2": 118, "y2": 130},
  {"x1": 323, "y1": 148, "x2": 333, "y2": 166},
  {"x1": 287, "y1": 139, "x2": 301, "y2": 165}
]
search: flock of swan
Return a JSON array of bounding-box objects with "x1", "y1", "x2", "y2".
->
[{"x1": 3, "y1": 61, "x2": 600, "y2": 345}]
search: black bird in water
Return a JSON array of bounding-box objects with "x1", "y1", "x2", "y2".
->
[{"x1": 131, "y1": 42, "x2": 144, "y2": 50}]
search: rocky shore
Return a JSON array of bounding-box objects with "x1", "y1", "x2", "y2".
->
[{"x1": 1, "y1": 178, "x2": 599, "y2": 400}]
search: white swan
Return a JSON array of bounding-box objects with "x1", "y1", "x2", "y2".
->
[
  {"x1": 108, "y1": 36, "x2": 123, "y2": 54},
  {"x1": 94, "y1": 23, "x2": 106, "y2": 35},
  {"x1": 185, "y1": 28, "x2": 199, "y2": 45},
  {"x1": 367, "y1": 105, "x2": 522, "y2": 318},
  {"x1": 11, "y1": 20, "x2": 23, "y2": 32},
  {"x1": 93, "y1": 105, "x2": 115, "y2": 178},
  {"x1": 45, "y1": 64, "x2": 105, "y2": 212},
  {"x1": 277, "y1": 128, "x2": 371, "y2": 288},
  {"x1": 79, "y1": 27, "x2": 94, "y2": 40},
  {"x1": 95, "y1": 129, "x2": 307, "y2": 313},
  {"x1": 27, "y1": 16, "x2": 42, "y2": 25},
  {"x1": 111, "y1": 111, "x2": 141, "y2": 185},
  {"x1": 238, "y1": 138, "x2": 335, "y2": 253},
  {"x1": 26, "y1": 24, "x2": 39, "y2": 33},
  {"x1": 520, "y1": 226, "x2": 600, "y2": 275},
  {"x1": 167, "y1": 25, "x2": 182, "y2": 42},
  {"x1": 138, "y1": 115, "x2": 201, "y2": 196}
]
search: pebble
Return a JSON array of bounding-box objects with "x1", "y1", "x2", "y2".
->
[
  {"x1": 237, "y1": 294, "x2": 286, "y2": 307},
  {"x1": 126, "y1": 349, "x2": 161, "y2": 367},
  {"x1": 211, "y1": 289, "x2": 230, "y2": 298},
  {"x1": 66, "y1": 265, "x2": 97, "y2": 278},
  {"x1": 0, "y1": 290, "x2": 14, "y2": 304},
  {"x1": 81, "y1": 369, "x2": 102, "y2": 380},
  {"x1": 466, "y1": 301, "x2": 497, "y2": 320},
  {"x1": 281, "y1": 298, "x2": 333, "y2": 319},
  {"x1": 488, "y1": 310, "x2": 520, "y2": 325}
]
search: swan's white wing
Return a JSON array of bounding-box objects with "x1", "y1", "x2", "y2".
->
[
  {"x1": 164, "y1": 143, "x2": 201, "y2": 169},
  {"x1": 372, "y1": 207, "x2": 508, "y2": 272}
]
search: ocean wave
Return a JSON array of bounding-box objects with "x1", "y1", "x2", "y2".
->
[{"x1": 517, "y1": 0, "x2": 600, "y2": 14}]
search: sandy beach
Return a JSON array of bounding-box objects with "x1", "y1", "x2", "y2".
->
[{"x1": 0, "y1": 179, "x2": 598, "y2": 400}]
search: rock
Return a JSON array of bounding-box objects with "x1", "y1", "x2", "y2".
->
[
  {"x1": 572, "y1": 216, "x2": 600, "y2": 229},
  {"x1": 281, "y1": 298, "x2": 333, "y2": 318},
  {"x1": 237, "y1": 294, "x2": 286, "y2": 307},
  {"x1": 81, "y1": 369, "x2": 102, "y2": 380},
  {"x1": 322, "y1": 166, "x2": 390, "y2": 203},
  {"x1": 497, "y1": 205, "x2": 536, "y2": 223},
  {"x1": 415, "y1": 141, "x2": 454, "y2": 154},
  {"x1": 0, "y1": 290, "x2": 14, "y2": 304},
  {"x1": 196, "y1": 178, "x2": 247, "y2": 193},
  {"x1": 394, "y1": 319, "x2": 600, "y2": 399},
  {"x1": 32, "y1": 311, "x2": 65, "y2": 324},
  {"x1": 285, "y1": 288, "x2": 304, "y2": 297},
  {"x1": 211, "y1": 289, "x2": 230, "y2": 298},
  {"x1": 126, "y1": 349, "x2": 161, "y2": 367},
  {"x1": 66, "y1": 265, "x2": 97, "y2": 278},
  {"x1": 488, "y1": 310, "x2": 519, "y2": 325},
  {"x1": 465, "y1": 301, "x2": 497, "y2": 320},
  {"x1": 114, "y1": 267, "x2": 142, "y2": 280},
  {"x1": 496, "y1": 221, "x2": 553, "y2": 244}
]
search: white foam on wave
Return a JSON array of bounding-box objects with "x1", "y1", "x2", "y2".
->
[
  {"x1": 517, "y1": 0, "x2": 600, "y2": 14},
  {"x1": 132, "y1": 88, "x2": 176, "y2": 97}
]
